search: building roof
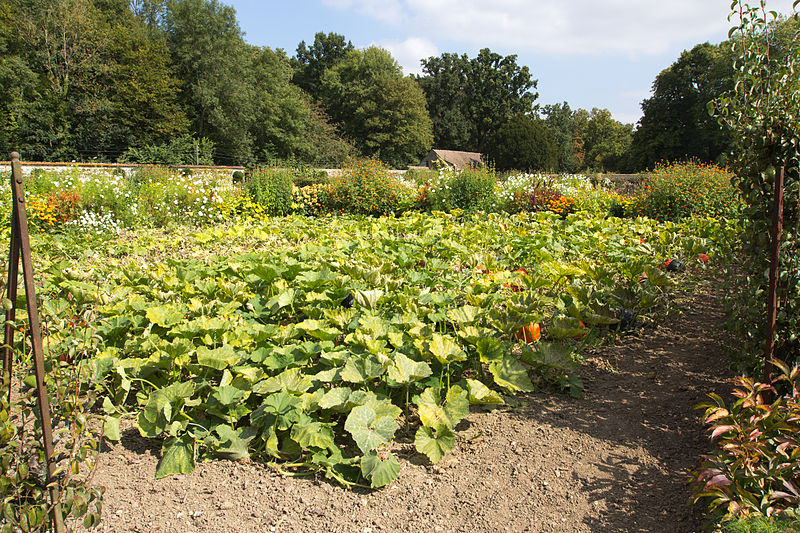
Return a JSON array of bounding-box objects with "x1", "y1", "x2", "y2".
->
[{"x1": 432, "y1": 149, "x2": 482, "y2": 168}]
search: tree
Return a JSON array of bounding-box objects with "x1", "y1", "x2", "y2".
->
[
  {"x1": 292, "y1": 32, "x2": 353, "y2": 100},
  {"x1": 541, "y1": 102, "x2": 580, "y2": 173},
  {"x1": 72, "y1": 8, "x2": 189, "y2": 159},
  {"x1": 414, "y1": 53, "x2": 473, "y2": 150},
  {"x1": 484, "y1": 114, "x2": 557, "y2": 171},
  {"x1": 578, "y1": 108, "x2": 634, "y2": 172},
  {"x1": 164, "y1": 0, "x2": 256, "y2": 164},
  {"x1": 417, "y1": 49, "x2": 537, "y2": 151},
  {"x1": 630, "y1": 42, "x2": 734, "y2": 170},
  {"x1": 319, "y1": 47, "x2": 432, "y2": 168}
]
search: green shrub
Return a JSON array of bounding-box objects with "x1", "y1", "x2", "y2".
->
[
  {"x1": 722, "y1": 515, "x2": 800, "y2": 533},
  {"x1": 232, "y1": 170, "x2": 244, "y2": 184},
  {"x1": 290, "y1": 166, "x2": 328, "y2": 188},
  {"x1": 131, "y1": 165, "x2": 174, "y2": 186},
  {"x1": 317, "y1": 158, "x2": 409, "y2": 216},
  {"x1": 691, "y1": 361, "x2": 800, "y2": 524},
  {"x1": 425, "y1": 167, "x2": 498, "y2": 212},
  {"x1": 245, "y1": 167, "x2": 294, "y2": 216},
  {"x1": 631, "y1": 161, "x2": 741, "y2": 220},
  {"x1": 404, "y1": 168, "x2": 436, "y2": 186}
]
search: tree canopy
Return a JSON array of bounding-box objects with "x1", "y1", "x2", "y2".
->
[
  {"x1": 417, "y1": 49, "x2": 537, "y2": 152},
  {"x1": 630, "y1": 42, "x2": 734, "y2": 169},
  {"x1": 484, "y1": 114, "x2": 557, "y2": 172},
  {"x1": 319, "y1": 47, "x2": 432, "y2": 168}
]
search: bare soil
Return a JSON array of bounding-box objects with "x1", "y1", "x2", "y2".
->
[{"x1": 91, "y1": 285, "x2": 732, "y2": 533}]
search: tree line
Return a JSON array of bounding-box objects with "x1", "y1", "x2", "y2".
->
[{"x1": 1, "y1": 0, "x2": 795, "y2": 170}]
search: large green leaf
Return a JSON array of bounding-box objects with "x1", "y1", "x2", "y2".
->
[
  {"x1": 341, "y1": 355, "x2": 385, "y2": 384},
  {"x1": 414, "y1": 425, "x2": 454, "y2": 464},
  {"x1": 297, "y1": 319, "x2": 341, "y2": 342},
  {"x1": 291, "y1": 422, "x2": 335, "y2": 449},
  {"x1": 155, "y1": 435, "x2": 195, "y2": 479},
  {"x1": 344, "y1": 403, "x2": 399, "y2": 453},
  {"x1": 213, "y1": 425, "x2": 254, "y2": 460},
  {"x1": 428, "y1": 334, "x2": 466, "y2": 364},
  {"x1": 360, "y1": 451, "x2": 401, "y2": 488},
  {"x1": 196, "y1": 345, "x2": 240, "y2": 370},
  {"x1": 253, "y1": 368, "x2": 313, "y2": 394},
  {"x1": 145, "y1": 305, "x2": 184, "y2": 328},
  {"x1": 387, "y1": 353, "x2": 432, "y2": 385},
  {"x1": 353, "y1": 290, "x2": 383, "y2": 310},
  {"x1": 475, "y1": 337, "x2": 504, "y2": 363},
  {"x1": 466, "y1": 379, "x2": 504, "y2": 405},
  {"x1": 489, "y1": 354, "x2": 534, "y2": 392}
]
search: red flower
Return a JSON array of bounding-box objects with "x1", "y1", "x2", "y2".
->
[{"x1": 698, "y1": 253, "x2": 710, "y2": 264}]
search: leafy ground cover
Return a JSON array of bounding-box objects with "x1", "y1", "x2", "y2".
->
[{"x1": 18, "y1": 207, "x2": 733, "y2": 492}]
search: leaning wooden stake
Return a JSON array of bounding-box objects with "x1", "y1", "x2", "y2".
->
[
  {"x1": 764, "y1": 166, "x2": 785, "y2": 386},
  {"x1": 3, "y1": 152, "x2": 65, "y2": 533}
]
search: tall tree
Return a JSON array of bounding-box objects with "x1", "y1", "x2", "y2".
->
[
  {"x1": 292, "y1": 32, "x2": 353, "y2": 100},
  {"x1": 577, "y1": 108, "x2": 634, "y2": 172},
  {"x1": 541, "y1": 102, "x2": 580, "y2": 173},
  {"x1": 164, "y1": 0, "x2": 256, "y2": 164},
  {"x1": 414, "y1": 53, "x2": 472, "y2": 150},
  {"x1": 417, "y1": 49, "x2": 537, "y2": 151},
  {"x1": 484, "y1": 114, "x2": 557, "y2": 171},
  {"x1": 319, "y1": 47, "x2": 432, "y2": 167},
  {"x1": 630, "y1": 42, "x2": 734, "y2": 169}
]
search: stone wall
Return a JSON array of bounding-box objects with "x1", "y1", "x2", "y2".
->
[{"x1": 0, "y1": 161, "x2": 244, "y2": 180}]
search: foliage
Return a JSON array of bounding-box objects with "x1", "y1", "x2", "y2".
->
[
  {"x1": 317, "y1": 158, "x2": 411, "y2": 216},
  {"x1": 484, "y1": 114, "x2": 558, "y2": 172},
  {"x1": 26, "y1": 203, "x2": 733, "y2": 490},
  {"x1": 541, "y1": 102, "x2": 581, "y2": 173},
  {"x1": 245, "y1": 168, "x2": 294, "y2": 216},
  {"x1": 631, "y1": 42, "x2": 735, "y2": 170},
  {"x1": 711, "y1": 1, "x2": 800, "y2": 371},
  {"x1": 0, "y1": 299, "x2": 106, "y2": 531},
  {"x1": 574, "y1": 108, "x2": 634, "y2": 173},
  {"x1": 13, "y1": 166, "x2": 232, "y2": 231},
  {"x1": 421, "y1": 168, "x2": 498, "y2": 213},
  {"x1": 119, "y1": 135, "x2": 215, "y2": 166},
  {"x1": 292, "y1": 32, "x2": 354, "y2": 100},
  {"x1": 691, "y1": 361, "x2": 800, "y2": 523},
  {"x1": 417, "y1": 49, "x2": 538, "y2": 151},
  {"x1": 631, "y1": 161, "x2": 742, "y2": 221},
  {"x1": 319, "y1": 47, "x2": 433, "y2": 168},
  {"x1": 495, "y1": 173, "x2": 579, "y2": 217},
  {"x1": 291, "y1": 184, "x2": 326, "y2": 216},
  {"x1": 722, "y1": 515, "x2": 800, "y2": 532}
]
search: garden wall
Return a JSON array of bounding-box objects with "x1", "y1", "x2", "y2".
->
[{"x1": 0, "y1": 160, "x2": 244, "y2": 180}]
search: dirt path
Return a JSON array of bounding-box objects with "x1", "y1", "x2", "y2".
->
[{"x1": 91, "y1": 285, "x2": 732, "y2": 533}]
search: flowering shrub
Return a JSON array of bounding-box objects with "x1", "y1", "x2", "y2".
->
[
  {"x1": 292, "y1": 184, "x2": 326, "y2": 216},
  {"x1": 136, "y1": 172, "x2": 226, "y2": 227},
  {"x1": 423, "y1": 167, "x2": 498, "y2": 212},
  {"x1": 631, "y1": 161, "x2": 742, "y2": 220},
  {"x1": 245, "y1": 167, "x2": 294, "y2": 216},
  {"x1": 691, "y1": 361, "x2": 800, "y2": 523},
  {"x1": 317, "y1": 158, "x2": 411, "y2": 216},
  {"x1": 221, "y1": 194, "x2": 270, "y2": 223},
  {"x1": 12, "y1": 166, "x2": 231, "y2": 231}
]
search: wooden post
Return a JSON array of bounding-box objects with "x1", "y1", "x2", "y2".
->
[
  {"x1": 4, "y1": 152, "x2": 65, "y2": 533},
  {"x1": 764, "y1": 166, "x2": 785, "y2": 386}
]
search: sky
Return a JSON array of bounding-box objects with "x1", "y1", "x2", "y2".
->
[{"x1": 227, "y1": 0, "x2": 798, "y2": 126}]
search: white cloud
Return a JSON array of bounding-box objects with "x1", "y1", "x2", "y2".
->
[
  {"x1": 323, "y1": 0, "x2": 799, "y2": 56},
  {"x1": 377, "y1": 37, "x2": 439, "y2": 75}
]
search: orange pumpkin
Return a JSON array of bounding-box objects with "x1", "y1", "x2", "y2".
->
[{"x1": 514, "y1": 323, "x2": 541, "y2": 343}]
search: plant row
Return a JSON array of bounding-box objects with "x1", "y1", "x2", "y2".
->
[{"x1": 25, "y1": 210, "x2": 729, "y2": 490}]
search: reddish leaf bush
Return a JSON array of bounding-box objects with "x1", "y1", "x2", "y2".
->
[{"x1": 691, "y1": 361, "x2": 800, "y2": 522}]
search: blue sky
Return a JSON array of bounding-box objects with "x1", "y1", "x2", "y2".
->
[{"x1": 228, "y1": 0, "x2": 798, "y2": 125}]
